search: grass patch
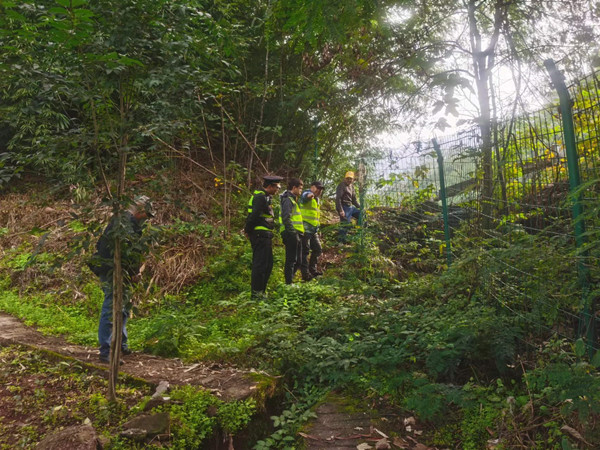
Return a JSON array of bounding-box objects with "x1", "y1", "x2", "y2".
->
[{"x1": 0, "y1": 289, "x2": 99, "y2": 346}]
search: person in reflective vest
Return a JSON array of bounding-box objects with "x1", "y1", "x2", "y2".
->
[
  {"x1": 299, "y1": 181, "x2": 324, "y2": 280},
  {"x1": 245, "y1": 175, "x2": 283, "y2": 297},
  {"x1": 279, "y1": 178, "x2": 305, "y2": 284}
]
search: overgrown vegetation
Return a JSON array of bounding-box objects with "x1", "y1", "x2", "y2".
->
[
  {"x1": 0, "y1": 345, "x2": 149, "y2": 448},
  {"x1": 0, "y1": 345, "x2": 258, "y2": 449},
  {"x1": 1, "y1": 184, "x2": 599, "y2": 448},
  {"x1": 1, "y1": 0, "x2": 599, "y2": 447}
]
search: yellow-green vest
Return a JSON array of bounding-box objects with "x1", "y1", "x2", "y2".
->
[
  {"x1": 278, "y1": 196, "x2": 305, "y2": 233},
  {"x1": 298, "y1": 196, "x2": 320, "y2": 228},
  {"x1": 247, "y1": 190, "x2": 272, "y2": 231}
]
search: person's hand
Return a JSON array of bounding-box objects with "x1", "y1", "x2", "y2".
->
[
  {"x1": 339, "y1": 210, "x2": 345, "y2": 218},
  {"x1": 307, "y1": 193, "x2": 314, "y2": 199}
]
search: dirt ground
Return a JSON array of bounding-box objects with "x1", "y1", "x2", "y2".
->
[
  {"x1": 0, "y1": 344, "x2": 150, "y2": 448},
  {"x1": 0, "y1": 313, "x2": 269, "y2": 402}
]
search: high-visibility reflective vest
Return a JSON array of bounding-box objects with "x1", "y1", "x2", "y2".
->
[
  {"x1": 299, "y1": 196, "x2": 320, "y2": 228},
  {"x1": 279, "y1": 196, "x2": 305, "y2": 233},
  {"x1": 247, "y1": 190, "x2": 272, "y2": 231}
]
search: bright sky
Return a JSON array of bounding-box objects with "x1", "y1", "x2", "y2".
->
[{"x1": 375, "y1": 2, "x2": 600, "y2": 155}]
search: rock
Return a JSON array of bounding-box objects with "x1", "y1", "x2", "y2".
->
[
  {"x1": 143, "y1": 396, "x2": 170, "y2": 412},
  {"x1": 152, "y1": 380, "x2": 170, "y2": 398},
  {"x1": 49, "y1": 405, "x2": 68, "y2": 421},
  {"x1": 121, "y1": 412, "x2": 170, "y2": 439},
  {"x1": 206, "y1": 405, "x2": 218, "y2": 417},
  {"x1": 35, "y1": 425, "x2": 99, "y2": 450},
  {"x1": 119, "y1": 428, "x2": 148, "y2": 442},
  {"x1": 97, "y1": 434, "x2": 111, "y2": 448},
  {"x1": 375, "y1": 438, "x2": 391, "y2": 449}
]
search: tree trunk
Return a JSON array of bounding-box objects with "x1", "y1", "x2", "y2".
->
[
  {"x1": 467, "y1": 0, "x2": 504, "y2": 229},
  {"x1": 108, "y1": 146, "x2": 127, "y2": 402},
  {"x1": 108, "y1": 218, "x2": 123, "y2": 402},
  {"x1": 221, "y1": 106, "x2": 229, "y2": 231}
]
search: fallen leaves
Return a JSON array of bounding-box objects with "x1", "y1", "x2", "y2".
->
[{"x1": 561, "y1": 425, "x2": 593, "y2": 447}]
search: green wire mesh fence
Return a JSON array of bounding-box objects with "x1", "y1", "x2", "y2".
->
[{"x1": 359, "y1": 63, "x2": 600, "y2": 355}]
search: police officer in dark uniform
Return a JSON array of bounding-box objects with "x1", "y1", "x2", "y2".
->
[{"x1": 245, "y1": 175, "x2": 283, "y2": 297}]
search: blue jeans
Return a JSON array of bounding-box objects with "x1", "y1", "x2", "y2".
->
[
  {"x1": 98, "y1": 274, "x2": 129, "y2": 357},
  {"x1": 339, "y1": 205, "x2": 361, "y2": 242}
]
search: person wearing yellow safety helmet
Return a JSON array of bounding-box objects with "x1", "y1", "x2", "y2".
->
[
  {"x1": 335, "y1": 171, "x2": 361, "y2": 243},
  {"x1": 245, "y1": 175, "x2": 283, "y2": 298}
]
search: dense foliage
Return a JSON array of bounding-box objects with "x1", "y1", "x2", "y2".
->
[
  {"x1": 1, "y1": 185, "x2": 599, "y2": 447},
  {"x1": 1, "y1": 0, "x2": 600, "y2": 448},
  {"x1": 0, "y1": 0, "x2": 405, "y2": 195}
]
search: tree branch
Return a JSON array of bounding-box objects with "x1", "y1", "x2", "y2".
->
[{"x1": 148, "y1": 132, "x2": 246, "y2": 193}]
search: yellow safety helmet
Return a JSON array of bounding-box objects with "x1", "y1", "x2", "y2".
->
[{"x1": 344, "y1": 171, "x2": 355, "y2": 179}]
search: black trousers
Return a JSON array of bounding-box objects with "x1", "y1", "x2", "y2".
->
[
  {"x1": 301, "y1": 232, "x2": 322, "y2": 275},
  {"x1": 282, "y1": 231, "x2": 302, "y2": 284},
  {"x1": 249, "y1": 230, "x2": 273, "y2": 294}
]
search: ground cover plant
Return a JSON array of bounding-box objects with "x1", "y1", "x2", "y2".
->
[
  {"x1": 0, "y1": 344, "x2": 258, "y2": 449},
  {"x1": 1, "y1": 184, "x2": 599, "y2": 448},
  {"x1": 0, "y1": 0, "x2": 599, "y2": 446},
  {"x1": 0, "y1": 345, "x2": 150, "y2": 449}
]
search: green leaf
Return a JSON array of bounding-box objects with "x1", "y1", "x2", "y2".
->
[
  {"x1": 73, "y1": 9, "x2": 95, "y2": 20},
  {"x1": 591, "y1": 350, "x2": 600, "y2": 368},
  {"x1": 5, "y1": 10, "x2": 26, "y2": 21},
  {"x1": 118, "y1": 56, "x2": 144, "y2": 67},
  {"x1": 561, "y1": 436, "x2": 575, "y2": 450},
  {"x1": 48, "y1": 19, "x2": 71, "y2": 31},
  {"x1": 432, "y1": 100, "x2": 444, "y2": 115},
  {"x1": 48, "y1": 7, "x2": 69, "y2": 16},
  {"x1": 574, "y1": 338, "x2": 586, "y2": 358},
  {"x1": 56, "y1": 0, "x2": 89, "y2": 7},
  {"x1": 435, "y1": 117, "x2": 450, "y2": 131}
]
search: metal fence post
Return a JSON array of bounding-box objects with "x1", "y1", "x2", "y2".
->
[
  {"x1": 433, "y1": 139, "x2": 452, "y2": 266},
  {"x1": 313, "y1": 120, "x2": 319, "y2": 179},
  {"x1": 544, "y1": 59, "x2": 593, "y2": 355},
  {"x1": 357, "y1": 158, "x2": 366, "y2": 251}
]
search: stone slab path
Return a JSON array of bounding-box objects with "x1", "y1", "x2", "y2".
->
[{"x1": 300, "y1": 393, "x2": 436, "y2": 450}]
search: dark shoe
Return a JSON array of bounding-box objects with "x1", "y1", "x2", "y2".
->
[
  {"x1": 302, "y1": 273, "x2": 313, "y2": 282},
  {"x1": 251, "y1": 291, "x2": 267, "y2": 301},
  {"x1": 121, "y1": 348, "x2": 132, "y2": 356},
  {"x1": 311, "y1": 270, "x2": 323, "y2": 276}
]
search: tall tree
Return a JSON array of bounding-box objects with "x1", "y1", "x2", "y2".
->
[{"x1": 0, "y1": 0, "x2": 244, "y2": 398}]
